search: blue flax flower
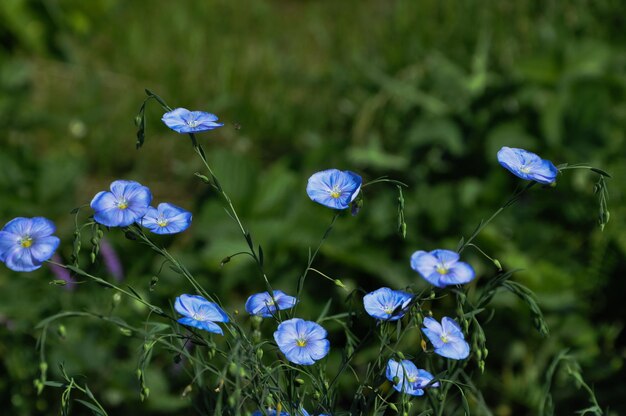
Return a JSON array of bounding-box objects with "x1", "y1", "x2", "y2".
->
[
  {"x1": 251, "y1": 411, "x2": 290, "y2": 416},
  {"x1": 174, "y1": 294, "x2": 229, "y2": 335},
  {"x1": 140, "y1": 203, "x2": 192, "y2": 234},
  {"x1": 245, "y1": 290, "x2": 297, "y2": 317},
  {"x1": 0, "y1": 217, "x2": 60, "y2": 272},
  {"x1": 273, "y1": 318, "x2": 330, "y2": 365},
  {"x1": 162, "y1": 108, "x2": 224, "y2": 133},
  {"x1": 386, "y1": 359, "x2": 439, "y2": 396},
  {"x1": 497, "y1": 146, "x2": 558, "y2": 184},
  {"x1": 363, "y1": 287, "x2": 413, "y2": 321},
  {"x1": 410, "y1": 249, "x2": 475, "y2": 288},
  {"x1": 90, "y1": 180, "x2": 152, "y2": 227},
  {"x1": 422, "y1": 316, "x2": 470, "y2": 360},
  {"x1": 306, "y1": 169, "x2": 362, "y2": 210}
]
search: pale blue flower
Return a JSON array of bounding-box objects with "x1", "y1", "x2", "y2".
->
[
  {"x1": 90, "y1": 180, "x2": 152, "y2": 227},
  {"x1": 497, "y1": 146, "x2": 558, "y2": 184},
  {"x1": 386, "y1": 359, "x2": 439, "y2": 396},
  {"x1": 140, "y1": 203, "x2": 192, "y2": 234},
  {"x1": 410, "y1": 249, "x2": 475, "y2": 288},
  {"x1": 162, "y1": 108, "x2": 224, "y2": 133},
  {"x1": 273, "y1": 318, "x2": 330, "y2": 365},
  {"x1": 422, "y1": 316, "x2": 470, "y2": 360},
  {"x1": 0, "y1": 217, "x2": 60, "y2": 272},
  {"x1": 245, "y1": 290, "x2": 297, "y2": 317},
  {"x1": 175, "y1": 294, "x2": 229, "y2": 335},
  {"x1": 363, "y1": 287, "x2": 413, "y2": 321},
  {"x1": 306, "y1": 169, "x2": 362, "y2": 210}
]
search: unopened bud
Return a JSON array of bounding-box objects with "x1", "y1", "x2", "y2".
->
[
  {"x1": 194, "y1": 172, "x2": 211, "y2": 184},
  {"x1": 57, "y1": 325, "x2": 66, "y2": 339},
  {"x1": 220, "y1": 256, "x2": 231, "y2": 267},
  {"x1": 119, "y1": 327, "x2": 132, "y2": 336},
  {"x1": 334, "y1": 279, "x2": 346, "y2": 288},
  {"x1": 50, "y1": 280, "x2": 67, "y2": 286},
  {"x1": 397, "y1": 351, "x2": 405, "y2": 360},
  {"x1": 493, "y1": 259, "x2": 502, "y2": 270},
  {"x1": 256, "y1": 349, "x2": 264, "y2": 360},
  {"x1": 112, "y1": 292, "x2": 122, "y2": 307},
  {"x1": 295, "y1": 378, "x2": 304, "y2": 386},
  {"x1": 389, "y1": 403, "x2": 398, "y2": 412},
  {"x1": 181, "y1": 384, "x2": 192, "y2": 398}
]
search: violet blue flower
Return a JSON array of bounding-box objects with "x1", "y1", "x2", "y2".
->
[
  {"x1": 273, "y1": 318, "x2": 330, "y2": 365},
  {"x1": 410, "y1": 249, "x2": 475, "y2": 288},
  {"x1": 245, "y1": 290, "x2": 297, "y2": 317},
  {"x1": 48, "y1": 253, "x2": 76, "y2": 290},
  {"x1": 422, "y1": 316, "x2": 470, "y2": 360},
  {"x1": 386, "y1": 359, "x2": 439, "y2": 396},
  {"x1": 99, "y1": 238, "x2": 124, "y2": 281},
  {"x1": 306, "y1": 169, "x2": 362, "y2": 210},
  {"x1": 90, "y1": 180, "x2": 152, "y2": 227},
  {"x1": 363, "y1": 287, "x2": 413, "y2": 321},
  {"x1": 140, "y1": 203, "x2": 192, "y2": 235},
  {"x1": 174, "y1": 294, "x2": 229, "y2": 335},
  {"x1": 497, "y1": 146, "x2": 558, "y2": 184},
  {"x1": 0, "y1": 217, "x2": 60, "y2": 272},
  {"x1": 162, "y1": 108, "x2": 224, "y2": 133}
]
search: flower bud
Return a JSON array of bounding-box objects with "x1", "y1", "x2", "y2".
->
[
  {"x1": 181, "y1": 384, "x2": 192, "y2": 398},
  {"x1": 388, "y1": 403, "x2": 398, "y2": 412},
  {"x1": 493, "y1": 259, "x2": 502, "y2": 270},
  {"x1": 256, "y1": 348, "x2": 264, "y2": 360},
  {"x1": 295, "y1": 378, "x2": 305, "y2": 386}
]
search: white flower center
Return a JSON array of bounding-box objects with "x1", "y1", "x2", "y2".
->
[
  {"x1": 186, "y1": 119, "x2": 200, "y2": 128},
  {"x1": 157, "y1": 216, "x2": 168, "y2": 227}
]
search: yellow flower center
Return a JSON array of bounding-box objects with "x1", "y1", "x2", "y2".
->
[
  {"x1": 329, "y1": 186, "x2": 342, "y2": 199},
  {"x1": 117, "y1": 199, "x2": 129, "y2": 209},
  {"x1": 521, "y1": 166, "x2": 531, "y2": 173},
  {"x1": 296, "y1": 338, "x2": 307, "y2": 347},
  {"x1": 436, "y1": 266, "x2": 448, "y2": 275},
  {"x1": 20, "y1": 236, "x2": 33, "y2": 248},
  {"x1": 157, "y1": 217, "x2": 168, "y2": 227},
  {"x1": 440, "y1": 334, "x2": 449, "y2": 343},
  {"x1": 384, "y1": 307, "x2": 394, "y2": 315}
]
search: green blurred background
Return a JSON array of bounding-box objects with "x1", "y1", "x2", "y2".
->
[{"x1": 1, "y1": 0, "x2": 625, "y2": 414}]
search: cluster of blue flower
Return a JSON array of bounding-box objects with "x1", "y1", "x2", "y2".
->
[
  {"x1": 0, "y1": 105, "x2": 562, "y2": 416},
  {"x1": 0, "y1": 178, "x2": 192, "y2": 272}
]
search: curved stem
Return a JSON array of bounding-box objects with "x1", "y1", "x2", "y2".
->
[{"x1": 458, "y1": 182, "x2": 535, "y2": 253}]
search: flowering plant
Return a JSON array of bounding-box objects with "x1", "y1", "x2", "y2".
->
[{"x1": 3, "y1": 90, "x2": 610, "y2": 415}]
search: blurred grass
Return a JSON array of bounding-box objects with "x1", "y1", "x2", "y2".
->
[{"x1": 1, "y1": 0, "x2": 625, "y2": 414}]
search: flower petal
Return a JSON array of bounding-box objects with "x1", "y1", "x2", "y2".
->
[
  {"x1": 5, "y1": 247, "x2": 40, "y2": 272},
  {"x1": 29, "y1": 236, "x2": 60, "y2": 263}
]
